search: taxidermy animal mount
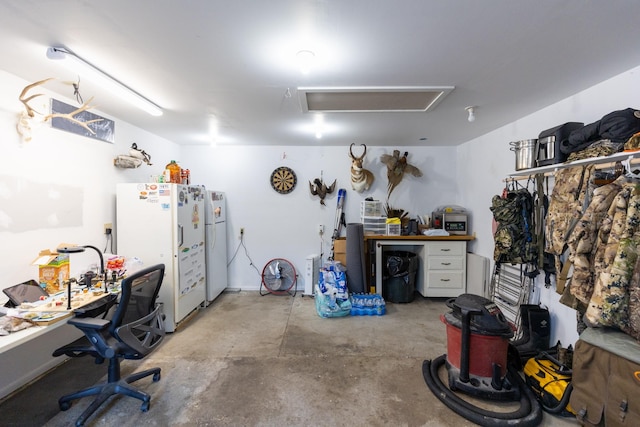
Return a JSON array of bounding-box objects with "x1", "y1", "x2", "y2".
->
[
  {"x1": 349, "y1": 143, "x2": 375, "y2": 193},
  {"x1": 17, "y1": 78, "x2": 103, "y2": 142},
  {"x1": 380, "y1": 150, "x2": 423, "y2": 198},
  {"x1": 129, "y1": 143, "x2": 153, "y2": 165},
  {"x1": 114, "y1": 143, "x2": 153, "y2": 169},
  {"x1": 16, "y1": 78, "x2": 54, "y2": 143},
  {"x1": 309, "y1": 177, "x2": 337, "y2": 205}
]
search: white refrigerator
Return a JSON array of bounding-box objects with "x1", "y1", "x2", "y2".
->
[
  {"x1": 116, "y1": 183, "x2": 206, "y2": 332},
  {"x1": 204, "y1": 190, "x2": 227, "y2": 304}
]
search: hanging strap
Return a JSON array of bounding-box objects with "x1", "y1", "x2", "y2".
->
[
  {"x1": 535, "y1": 173, "x2": 546, "y2": 268},
  {"x1": 556, "y1": 254, "x2": 572, "y2": 295}
]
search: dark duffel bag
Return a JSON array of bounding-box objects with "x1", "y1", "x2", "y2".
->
[{"x1": 561, "y1": 108, "x2": 640, "y2": 154}]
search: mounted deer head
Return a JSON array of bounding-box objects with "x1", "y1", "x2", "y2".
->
[{"x1": 349, "y1": 143, "x2": 375, "y2": 193}]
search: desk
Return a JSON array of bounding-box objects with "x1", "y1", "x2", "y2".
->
[
  {"x1": 0, "y1": 292, "x2": 116, "y2": 354},
  {"x1": 0, "y1": 287, "x2": 119, "y2": 399},
  {"x1": 0, "y1": 320, "x2": 68, "y2": 355},
  {"x1": 366, "y1": 235, "x2": 475, "y2": 297}
]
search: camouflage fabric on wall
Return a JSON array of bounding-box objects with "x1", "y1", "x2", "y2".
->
[
  {"x1": 628, "y1": 253, "x2": 640, "y2": 340},
  {"x1": 623, "y1": 132, "x2": 640, "y2": 150},
  {"x1": 490, "y1": 187, "x2": 537, "y2": 264},
  {"x1": 591, "y1": 191, "x2": 640, "y2": 332},
  {"x1": 566, "y1": 139, "x2": 625, "y2": 162},
  {"x1": 566, "y1": 176, "x2": 625, "y2": 305},
  {"x1": 545, "y1": 165, "x2": 595, "y2": 257},
  {"x1": 585, "y1": 186, "x2": 631, "y2": 327}
]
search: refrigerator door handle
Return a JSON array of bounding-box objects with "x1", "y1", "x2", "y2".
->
[{"x1": 178, "y1": 224, "x2": 184, "y2": 247}]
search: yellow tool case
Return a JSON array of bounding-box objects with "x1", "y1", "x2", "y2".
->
[{"x1": 524, "y1": 353, "x2": 574, "y2": 417}]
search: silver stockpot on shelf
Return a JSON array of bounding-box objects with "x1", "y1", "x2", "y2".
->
[{"x1": 509, "y1": 139, "x2": 538, "y2": 171}]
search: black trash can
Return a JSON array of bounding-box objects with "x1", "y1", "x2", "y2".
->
[{"x1": 383, "y1": 251, "x2": 418, "y2": 303}]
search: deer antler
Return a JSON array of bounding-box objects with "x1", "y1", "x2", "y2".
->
[
  {"x1": 19, "y1": 78, "x2": 55, "y2": 117},
  {"x1": 44, "y1": 97, "x2": 103, "y2": 135}
]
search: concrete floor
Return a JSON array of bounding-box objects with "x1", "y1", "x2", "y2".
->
[{"x1": 1, "y1": 291, "x2": 579, "y2": 426}]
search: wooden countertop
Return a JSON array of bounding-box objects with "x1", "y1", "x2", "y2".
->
[{"x1": 364, "y1": 234, "x2": 475, "y2": 241}]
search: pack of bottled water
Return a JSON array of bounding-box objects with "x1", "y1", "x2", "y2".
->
[{"x1": 349, "y1": 293, "x2": 386, "y2": 316}]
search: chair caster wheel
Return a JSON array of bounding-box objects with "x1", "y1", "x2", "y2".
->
[
  {"x1": 60, "y1": 401, "x2": 71, "y2": 411},
  {"x1": 153, "y1": 372, "x2": 161, "y2": 382},
  {"x1": 141, "y1": 401, "x2": 150, "y2": 412}
]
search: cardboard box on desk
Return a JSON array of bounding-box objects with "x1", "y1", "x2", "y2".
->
[
  {"x1": 31, "y1": 249, "x2": 69, "y2": 294},
  {"x1": 334, "y1": 239, "x2": 347, "y2": 267}
]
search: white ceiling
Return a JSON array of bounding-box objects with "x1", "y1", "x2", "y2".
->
[{"x1": 1, "y1": 0, "x2": 640, "y2": 147}]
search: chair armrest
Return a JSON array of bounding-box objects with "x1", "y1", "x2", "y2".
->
[
  {"x1": 64, "y1": 317, "x2": 116, "y2": 358},
  {"x1": 68, "y1": 316, "x2": 110, "y2": 331},
  {"x1": 74, "y1": 293, "x2": 118, "y2": 318}
]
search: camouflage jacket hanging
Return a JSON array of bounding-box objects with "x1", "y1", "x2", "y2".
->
[
  {"x1": 586, "y1": 189, "x2": 640, "y2": 336},
  {"x1": 545, "y1": 165, "x2": 595, "y2": 257},
  {"x1": 566, "y1": 176, "x2": 625, "y2": 305}
]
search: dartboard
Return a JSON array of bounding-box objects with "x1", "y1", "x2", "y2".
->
[{"x1": 270, "y1": 166, "x2": 297, "y2": 194}]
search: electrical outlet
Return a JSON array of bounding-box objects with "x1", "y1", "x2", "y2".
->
[
  {"x1": 104, "y1": 223, "x2": 113, "y2": 234},
  {"x1": 318, "y1": 224, "x2": 324, "y2": 234}
]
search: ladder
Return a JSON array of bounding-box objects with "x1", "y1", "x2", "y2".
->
[{"x1": 489, "y1": 262, "x2": 535, "y2": 340}]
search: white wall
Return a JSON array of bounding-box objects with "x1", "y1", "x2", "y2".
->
[
  {"x1": 0, "y1": 70, "x2": 181, "y2": 287},
  {"x1": 457, "y1": 64, "x2": 640, "y2": 347},
  {"x1": 0, "y1": 69, "x2": 180, "y2": 399},
  {"x1": 182, "y1": 144, "x2": 457, "y2": 291}
]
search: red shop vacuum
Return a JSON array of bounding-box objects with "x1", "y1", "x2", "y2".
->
[{"x1": 423, "y1": 294, "x2": 542, "y2": 426}]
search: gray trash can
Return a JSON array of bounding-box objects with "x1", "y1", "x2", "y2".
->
[{"x1": 383, "y1": 251, "x2": 418, "y2": 303}]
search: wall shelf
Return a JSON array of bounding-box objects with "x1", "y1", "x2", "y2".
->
[{"x1": 508, "y1": 150, "x2": 640, "y2": 180}]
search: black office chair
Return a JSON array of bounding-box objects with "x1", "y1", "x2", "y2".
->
[{"x1": 52, "y1": 264, "x2": 166, "y2": 427}]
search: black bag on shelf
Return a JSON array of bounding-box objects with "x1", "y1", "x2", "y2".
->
[{"x1": 562, "y1": 108, "x2": 640, "y2": 154}]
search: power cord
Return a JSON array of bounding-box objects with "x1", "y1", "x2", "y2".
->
[
  {"x1": 319, "y1": 227, "x2": 324, "y2": 262},
  {"x1": 228, "y1": 231, "x2": 261, "y2": 278}
]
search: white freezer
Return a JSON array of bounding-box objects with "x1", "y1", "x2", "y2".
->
[
  {"x1": 116, "y1": 183, "x2": 206, "y2": 332},
  {"x1": 204, "y1": 190, "x2": 227, "y2": 304}
]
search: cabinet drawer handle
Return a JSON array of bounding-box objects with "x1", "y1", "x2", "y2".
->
[
  {"x1": 440, "y1": 248, "x2": 451, "y2": 252},
  {"x1": 440, "y1": 278, "x2": 451, "y2": 282},
  {"x1": 441, "y1": 262, "x2": 451, "y2": 266}
]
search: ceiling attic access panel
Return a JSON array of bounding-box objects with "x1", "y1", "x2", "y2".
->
[{"x1": 297, "y1": 86, "x2": 454, "y2": 113}]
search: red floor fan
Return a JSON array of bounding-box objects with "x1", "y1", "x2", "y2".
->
[{"x1": 260, "y1": 258, "x2": 297, "y2": 296}]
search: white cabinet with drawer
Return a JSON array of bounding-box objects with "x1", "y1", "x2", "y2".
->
[
  {"x1": 373, "y1": 239, "x2": 468, "y2": 298},
  {"x1": 420, "y1": 241, "x2": 467, "y2": 297}
]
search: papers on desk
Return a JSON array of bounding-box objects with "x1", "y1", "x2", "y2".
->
[
  {"x1": 422, "y1": 228, "x2": 450, "y2": 236},
  {"x1": 0, "y1": 315, "x2": 33, "y2": 335},
  {"x1": 17, "y1": 289, "x2": 109, "y2": 312},
  {"x1": 6, "y1": 288, "x2": 112, "y2": 327},
  {"x1": 29, "y1": 311, "x2": 73, "y2": 326},
  {"x1": 4, "y1": 306, "x2": 72, "y2": 326}
]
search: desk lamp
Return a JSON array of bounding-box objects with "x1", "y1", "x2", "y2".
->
[{"x1": 56, "y1": 245, "x2": 106, "y2": 295}]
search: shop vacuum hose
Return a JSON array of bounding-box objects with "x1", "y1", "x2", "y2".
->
[{"x1": 423, "y1": 355, "x2": 543, "y2": 426}]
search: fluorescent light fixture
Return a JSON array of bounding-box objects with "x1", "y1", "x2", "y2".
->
[{"x1": 46, "y1": 46, "x2": 163, "y2": 116}]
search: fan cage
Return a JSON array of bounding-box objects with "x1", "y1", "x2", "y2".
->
[{"x1": 260, "y1": 258, "x2": 297, "y2": 296}]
